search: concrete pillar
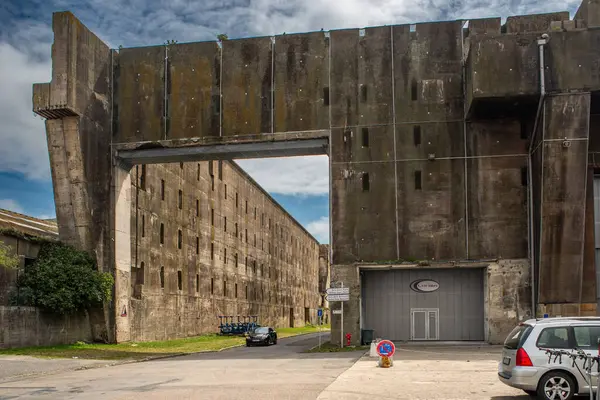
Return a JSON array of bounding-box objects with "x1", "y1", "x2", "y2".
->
[
  {"x1": 113, "y1": 161, "x2": 132, "y2": 343},
  {"x1": 330, "y1": 264, "x2": 360, "y2": 346},
  {"x1": 537, "y1": 93, "x2": 591, "y2": 311}
]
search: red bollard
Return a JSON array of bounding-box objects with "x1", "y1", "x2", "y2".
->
[{"x1": 345, "y1": 333, "x2": 352, "y2": 346}]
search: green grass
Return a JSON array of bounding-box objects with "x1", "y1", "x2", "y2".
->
[
  {"x1": 305, "y1": 341, "x2": 369, "y2": 353},
  {"x1": 0, "y1": 324, "x2": 331, "y2": 361}
]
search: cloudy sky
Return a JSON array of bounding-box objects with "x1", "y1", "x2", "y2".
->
[{"x1": 0, "y1": 0, "x2": 581, "y2": 243}]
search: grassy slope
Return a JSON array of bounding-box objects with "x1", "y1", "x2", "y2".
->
[{"x1": 0, "y1": 325, "x2": 331, "y2": 360}]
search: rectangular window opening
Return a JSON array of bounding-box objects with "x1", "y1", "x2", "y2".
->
[
  {"x1": 211, "y1": 175, "x2": 215, "y2": 191},
  {"x1": 211, "y1": 208, "x2": 214, "y2": 226},
  {"x1": 245, "y1": 229, "x2": 248, "y2": 243},
  {"x1": 211, "y1": 278, "x2": 214, "y2": 294},
  {"x1": 224, "y1": 184, "x2": 227, "y2": 199},
  {"x1": 141, "y1": 214, "x2": 145, "y2": 237},
  {"x1": 178, "y1": 229, "x2": 182, "y2": 249},
  {"x1": 178, "y1": 190, "x2": 183, "y2": 209},
  {"x1": 236, "y1": 192, "x2": 238, "y2": 208},
  {"x1": 218, "y1": 160, "x2": 223, "y2": 180},
  {"x1": 224, "y1": 248, "x2": 227, "y2": 264},
  {"x1": 160, "y1": 266, "x2": 165, "y2": 288},
  {"x1": 160, "y1": 223, "x2": 164, "y2": 244},
  {"x1": 411, "y1": 79, "x2": 418, "y2": 101},
  {"x1": 245, "y1": 200, "x2": 248, "y2": 214},
  {"x1": 196, "y1": 274, "x2": 199, "y2": 292},
  {"x1": 140, "y1": 165, "x2": 146, "y2": 190},
  {"x1": 415, "y1": 170, "x2": 422, "y2": 190},
  {"x1": 223, "y1": 280, "x2": 227, "y2": 296},
  {"x1": 177, "y1": 270, "x2": 182, "y2": 290},
  {"x1": 197, "y1": 163, "x2": 200, "y2": 181},
  {"x1": 211, "y1": 242, "x2": 214, "y2": 260},
  {"x1": 235, "y1": 253, "x2": 238, "y2": 268},
  {"x1": 235, "y1": 283, "x2": 238, "y2": 298},
  {"x1": 360, "y1": 85, "x2": 367, "y2": 103},
  {"x1": 161, "y1": 179, "x2": 165, "y2": 200},
  {"x1": 323, "y1": 87, "x2": 330, "y2": 106},
  {"x1": 521, "y1": 166, "x2": 528, "y2": 186},
  {"x1": 362, "y1": 127, "x2": 369, "y2": 147},
  {"x1": 362, "y1": 173, "x2": 370, "y2": 192},
  {"x1": 196, "y1": 199, "x2": 199, "y2": 217},
  {"x1": 180, "y1": 162, "x2": 184, "y2": 169},
  {"x1": 224, "y1": 216, "x2": 227, "y2": 232},
  {"x1": 413, "y1": 125, "x2": 421, "y2": 146}
]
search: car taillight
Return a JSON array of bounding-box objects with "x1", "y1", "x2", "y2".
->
[{"x1": 516, "y1": 348, "x2": 533, "y2": 367}]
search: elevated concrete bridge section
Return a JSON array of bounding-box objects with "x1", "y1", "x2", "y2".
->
[{"x1": 33, "y1": 2, "x2": 600, "y2": 343}]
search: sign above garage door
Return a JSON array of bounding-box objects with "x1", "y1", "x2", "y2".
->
[{"x1": 410, "y1": 279, "x2": 440, "y2": 293}]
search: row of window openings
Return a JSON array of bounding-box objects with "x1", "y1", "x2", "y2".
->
[
  {"x1": 359, "y1": 126, "x2": 421, "y2": 149},
  {"x1": 361, "y1": 167, "x2": 528, "y2": 192},
  {"x1": 322, "y1": 81, "x2": 420, "y2": 107}
]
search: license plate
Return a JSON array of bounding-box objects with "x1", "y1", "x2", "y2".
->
[{"x1": 503, "y1": 357, "x2": 511, "y2": 365}]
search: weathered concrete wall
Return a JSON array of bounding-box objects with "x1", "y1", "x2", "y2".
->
[
  {"x1": 127, "y1": 161, "x2": 320, "y2": 341},
  {"x1": 318, "y1": 244, "x2": 330, "y2": 311},
  {"x1": 486, "y1": 260, "x2": 531, "y2": 344},
  {"x1": 0, "y1": 234, "x2": 42, "y2": 306},
  {"x1": 0, "y1": 306, "x2": 91, "y2": 349}
]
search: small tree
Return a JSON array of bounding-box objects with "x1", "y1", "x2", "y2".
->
[
  {"x1": 0, "y1": 242, "x2": 18, "y2": 269},
  {"x1": 217, "y1": 34, "x2": 228, "y2": 42},
  {"x1": 11, "y1": 242, "x2": 113, "y2": 314}
]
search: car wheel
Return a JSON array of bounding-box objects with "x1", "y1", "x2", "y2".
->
[
  {"x1": 537, "y1": 371, "x2": 575, "y2": 400},
  {"x1": 522, "y1": 390, "x2": 537, "y2": 397}
]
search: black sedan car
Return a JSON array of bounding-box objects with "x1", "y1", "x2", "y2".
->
[{"x1": 246, "y1": 326, "x2": 278, "y2": 346}]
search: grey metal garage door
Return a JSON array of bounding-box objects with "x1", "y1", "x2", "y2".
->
[{"x1": 362, "y1": 268, "x2": 484, "y2": 341}]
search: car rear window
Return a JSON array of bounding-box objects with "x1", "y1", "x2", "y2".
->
[
  {"x1": 536, "y1": 327, "x2": 570, "y2": 349},
  {"x1": 504, "y1": 324, "x2": 533, "y2": 349}
]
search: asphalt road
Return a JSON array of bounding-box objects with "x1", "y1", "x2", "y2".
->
[{"x1": 0, "y1": 333, "x2": 362, "y2": 400}]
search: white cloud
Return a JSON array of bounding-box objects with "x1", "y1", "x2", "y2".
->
[
  {"x1": 236, "y1": 156, "x2": 329, "y2": 196},
  {"x1": 306, "y1": 216, "x2": 329, "y2": 243},
  {"x1": 0, "y1": 199, "x2": 24, "y2": 214},
  {"x1": 0, "y1": 42, "x2": 51, "y2": 180}
]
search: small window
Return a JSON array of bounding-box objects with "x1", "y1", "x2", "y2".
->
[
  {"x1": 262, "y1": 213, "x2": 264, "y2": 226},
  {"x1": 224, "y1": 184, "x2": 227, "y2": 199},
  {"x1": 211, "y1": 278, "x2": 214, "y2": 294},
  {"x1": 245, "y1": 256, "x2": 248, "y2": 273},
  {"x1": 362, "y1": 173, "x2": 370, "y2": 191},
  {"x1": 411, "y1": 79, "x2": 418, "y2": 101},
  {"x1": 178, "y1": 229, "x2": 182, "y2": 249},
  {"x1": 414, "y1": 170, "x2": 422, "y2": 190},
  {"x1": 211, "y1": 242, "x2": 214, "y2": 260},
  {"x1": 361, "y1": 85, "x2": 367, "y2": 102},
  {"x1": 362, "y1": 128, "x2": 369, "y2": 147},
  {"x1": 178, "y1": 190, "x2": 183, "y2": 209},
  {"x1": 223, "y1": 280, "x2": 227, "y2": 296},
  {"x1": 521, "y1": 166, "x2": 528, "y2": 187},
  {"x1": 536, "y1": 327, "x2": 571, "y2": 349},
  {"x1": 218, "y1": 160, "x2": 223, "y2": 180},
  {"x1": 235, "y1": 223, "x2": 238, "y2": 237},
  {"x1": 180, "y1": 162, "x2": 184, "y2": 169},
  {"x1": 177, "y1": 270, "x2": 182, "y2": 290},
  {"x1": 161, "y1": 179, "x2": 165, "y2": 200},
  {"x1": 245, "y1": 200, "x2": 248, "y2": 214},
  {"x1": 235, "y1": 253, "x2": 238, "y2": 268},
  {"x1": 211, "y1": 175, "x2": 215, "y2": 191},
  {"x1": 245, "y1": 285, "x2": 248, "y2": 299},
  {"x1": 209, "y1": 161, "x2": 214, "y2": 176},
  {"x1": 196, "y1": 274, "x2": 199, "y2": 292},
  {"x1": 323, "y1": 87, "x2": 330, "y2": 106},
  {"x1": 413, "y1": 125, "x2": 421, "y2": 146},
  {"x1": 160, "y1": 223, "x2": 164, "y2": 244},
  {"x1": 141, "y1": 214, "x2": 145, "y2": 237},
  {"x1": 224, "y1": 216, "x2": 227, "y2": 232},
  {"x1": 254, "y1": 207, "x2": 257, "y2": 219},
  {"x1": 254, "y1": 233, "x2": 256, "y2": 247},
  {"x1": 160, "y1": 266, "x2": 165, "y2": 288},
  {"x1": 245, "y1": 229, "x2": 248, "y2": 243},
  {"x1": 140, "y1": 165, "x2": 146, "y2": 190},
  {"x1": 573, "y1": 326, "x2": 600, "y2": 349},
  {"x1": 236, "y1": 192, "x2": 239, "y2": 208},
  {"x1": 137, "y1": 262, "x2": 145, "y2": 285},
  {"x1": 196, "y1": 236, "x2": 199, "y2": 254},
  {"x1": 196, "y1": 199, "x2": 199, "y2": 217},
  {"x1": 235, "y1": 283, "x2": 238, "y2": 298},
  {"x1": 197, "y1": 163, "x2": 200, "y2": 181},
  {"x1": 211, "y1": 208, "x2": 214, "y2": 226}
]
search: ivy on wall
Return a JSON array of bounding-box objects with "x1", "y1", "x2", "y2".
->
[
  {"x1": 0, "y1": 242, "x2": 18, "y2": 269},
  {"x1": 10, "y1": 242, "x2": 114, "y2": 315}
]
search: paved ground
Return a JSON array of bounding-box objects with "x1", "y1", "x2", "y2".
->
[
  {"x1": 0, "y1": 356, "x2": 111, "y2": 384},
  {"x1": 0, "y1": 333, "x2": 360, "y2": 400},
  {"x1": 317, "y1": 344, "x2": 528, "y2": 400},
  {"x1": 0, "y1": 339, "x2": 533, "y2": 400}
]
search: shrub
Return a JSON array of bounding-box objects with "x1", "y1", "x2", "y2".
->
[{"x1": 11, "y1": 242, "x2": 113, "y2": 314}]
